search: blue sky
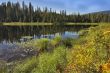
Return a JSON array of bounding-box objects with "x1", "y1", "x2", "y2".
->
[{"x1": 0, "y1": 0, "x2": 110, "y2": 14}]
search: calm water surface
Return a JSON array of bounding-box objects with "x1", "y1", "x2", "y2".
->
[
  {"x1": 0, "y1": 25, "x2": 95, "y2": 61},
  {"x1": 0, "y1": 25, "x2": 91, "y2": 49}
]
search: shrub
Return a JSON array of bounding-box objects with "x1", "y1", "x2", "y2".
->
[
  {"x1": 32, "y1": 46, "x2": 67, "y2": 73},
  {"x1": 35, "y1": 38, "x2": 50, "y2": 52},
  {"x1": 13, "y1": 57, "x2": 38, "y2": 73},
  {"x1": 62, "y1": 38, "x2": 73, "y2": 48},
  {"x1": 14, "y1": 24, "x2": 110, "y2": 73},
  {"x1": 50, "y1": 36, "x2": 62, "y2": 47},
  {"x1": 0, "y1": 60, "x2": 7, "y2": 73},
  {"x1": 65, "y1": 25, "x2": 110, "y2": 73}
]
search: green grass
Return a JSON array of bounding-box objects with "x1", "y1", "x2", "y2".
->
[
  {"x1": 0, "y1": 60, "x2": 7, "y2": 73},
  {"x1": 16, "y1": 23, "x2": 110, "y2": 73},
  {"x1": 1, "y1": 22, "x2": 106, "y2": 26},
  {"x1": 66, "y1": 22, "x2": 99, "y2": 25},
  {"x1": 1, "y1": 23, "x2": 110, "y2": 73},
  {"x1": 66, "y1": 22, "x2": 110, "y2": 26},
  {"x1": 3, "y1": 22, "x2": 52, "y2": 26},
  {"x1": 14, "y1": 46, "x2": 67, "y2": 73}
]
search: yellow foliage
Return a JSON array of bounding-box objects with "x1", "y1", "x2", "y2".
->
[
  {"x1": 103, "y1": 31, "x2": 110, "y2": 35},
  {"x1": 99, "y1": 62, "x2": 110, "y2": 73},
  {"x1": 64, "y1": 63, "x2": 75, "y2": 73}
]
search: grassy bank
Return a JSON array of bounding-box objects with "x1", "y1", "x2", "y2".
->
[
  {"x1": 66, "y1": 22, "x2": 99, "y2": 25},
  {"x1": 0, "y1": 23, "x2": 110, "y2": 73},
  {"x1": 3, "y1": 22, "x2": 53, "y2": 26},
  {"x1": 0, "y1": 22, "x2": 104, "y2": 26}
]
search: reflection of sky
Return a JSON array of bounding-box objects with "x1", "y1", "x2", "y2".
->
[
  {"x1": 0, "y1": 0, "x2": 110, "y2": 14},
  {"x1": 0, "y1": 31, "x2": 79, "y2": 49},
  {"x1": 0, "y1": 40, "x2": 17, "y2": 49},
  {"x1": 32, "y1": 31, "x2": 79, "y2": 39},
  {"x1": 62, "y1": 31, "x2": 78, "y2": 38}
]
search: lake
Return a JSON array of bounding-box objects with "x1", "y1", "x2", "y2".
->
[
  {"x1": 0, "y1": 25, "x2": 95, "y2": 61},
  {"x1": 0, "y1": 25, "x2": 93, "y2": 49}
]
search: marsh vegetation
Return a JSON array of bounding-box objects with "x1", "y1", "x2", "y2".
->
[
  {"x1": 0, "y1": 1, "x2": 110, "y2": 73},
  {"x1": 0, "y1": 24, "x2": 110, "y2": 73}
]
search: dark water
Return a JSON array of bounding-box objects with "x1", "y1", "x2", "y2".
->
[{"x1": 0, "y1": 25, "x2": 93, "y2": 49}]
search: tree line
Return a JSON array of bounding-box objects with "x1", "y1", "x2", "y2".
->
[{"x1": 0, "y1": 1, "x2": 110, "y2": 23}]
